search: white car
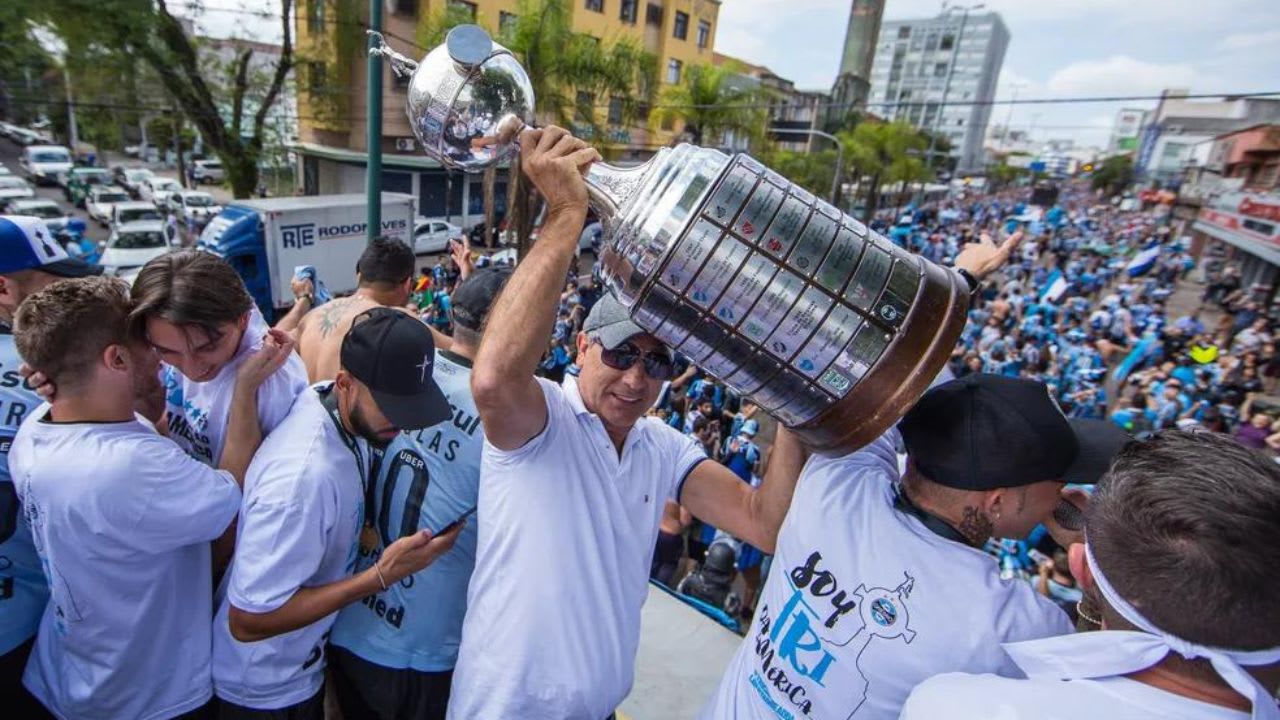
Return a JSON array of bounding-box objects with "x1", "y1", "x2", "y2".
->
[
  {"x1": 86, "y1": 186, "x2": 133, "y2": 225},
  {"x1": 191, "y1": 159, "x2": 224, "y2": 184},
  {"x1": 139, "y1": 176, "x2": 183, "y2": 206},
  {"x1": 116, "y1": 167, "x2": 155, "y2": 197},
  {"x1": 6, "y1": 198, "x2": 71, "y2": 232},
  {"x1": 166, "y1": 190, "x2": 221, "y2": 224},
  {"x1": 110, "y1": 200, "x2": 164, "y2": 230},
  {"x1": 99, "y1": 220, "x2": 172, "y2": 275},
  {"x1": 413, "y1": 217, "x2": 463, "y2": 254},
  {"x1": 20, "y1": 145, "x2": 73, "y2": 186},
  {"x1": 0, "y1": 175, "x2": 35, "y2": 206}
]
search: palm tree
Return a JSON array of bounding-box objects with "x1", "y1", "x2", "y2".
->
[
  {"x1": 654, "y1": 63, "x2": 767, "y2": 148},
  {"x1": 840, "y1": 121, "x2": 927, "y2": 224}
]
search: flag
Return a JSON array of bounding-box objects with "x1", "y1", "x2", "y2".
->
[
  {"x1": 1126, "y1": 246, "x2": 1160, "y2": 277},
  {"x1": 1040, "y1": 269, "x2": 1070, "y2": 302},
  {"x1": 1113, "y1": 335, "x2": 1158, "y2": 382}
]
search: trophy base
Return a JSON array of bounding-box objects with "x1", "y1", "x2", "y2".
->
[{"x1": 790, "y1": 258, "x2": 969, "y2": 456}]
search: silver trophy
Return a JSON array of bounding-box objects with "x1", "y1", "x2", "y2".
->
[{"x1": 372, "y1": 25, "x2": 970, "y2": 454}]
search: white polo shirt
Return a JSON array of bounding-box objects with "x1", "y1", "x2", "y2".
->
[
  {"x1": 701, "y1": 429, "x2": 1072, "y2": 720},
  {"x1": 449, "y1": 377, "x2": 707, "y2": 720},
  {"x1": 901, "y1": 672, "x2": 1250, "y2": 720}
]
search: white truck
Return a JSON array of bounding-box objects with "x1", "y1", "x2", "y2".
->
[{"x1": 197, "y1": 193, "x2": 416, "y2": 321}]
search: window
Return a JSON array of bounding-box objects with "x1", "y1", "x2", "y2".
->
[
  {"x1": 307, "y1": 0, "x2": 325, "y2": 34},
  {"x1": 897, "y1": 26, "x2": 910, "y2": 39},
  {"x1": 925, "y1": 33, "x2": 939, "y2": 51},
  {"x1": 499, "y1": 11, "x2": 518, "y2": 34},
  {"x1": 576, "y1": 91, "x2": 594, "y2": 123},
  {"x1": 934, "y1": 62, "x2": 948, "y2": 77},
  {"x1": 661, "y1": 114, "x2": 674, "y2": 131},
  {"x1": 940, "y1": 34, "x2": 955, "y2": 50},
  {"x1": 390, "y1": 0, "x2": 417, "y2": 15},
  {"x1": 636, "y1": 102, "x2": 651, "y2": 122},
  {"x1": 956, "y1": 119, "x2": 964, "y2": 126},
  {"x1": 308, "y1": 62, "x2": 327, "y2": 96},
  {"x1": 697, "y1": 20, "x2": 711, "y2": 49},
  {"x1": 620, "y1": 0, "x2": 637, "y2": 23},
  {"x1": 646, "y1": 2, "x2": 663, "y2": 26},
  {"x1": 585, "y1": 0, "x2": 603, "y2": 12},
  {"x1": 674, "y1": 11, "x2": 689, "y2": 40},
  {"x1": 608, "y1": 97, "x2": 624, "y2": 125},
  {"x1": 450, "y1": 0, "x2": 477, "y2": 20},
  {"x1": 666, "y1": 58, "x2": 682, "y2": 84}
]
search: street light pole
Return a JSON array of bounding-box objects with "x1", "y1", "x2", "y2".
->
[
  {"x1": 364, "y1": 0, "x2": 384, "y2": 242},
  {"x1": 771, "y1": 128, "x2": 844, "y2": 204},
  {"x1": 924, "y1": 2, "x2": 983, "y2": 180}
]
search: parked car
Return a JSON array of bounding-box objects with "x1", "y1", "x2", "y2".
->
[
  {"x1": 6, "y1": 198, "x2": 71, "y2": 232},
  {"x1": 110, "y1": 200, "x2": 164, "y2": 229},
  {"x1": 139, "y1": 176, "x2": 183, "y2": 206},
  {"x1": 20, "y1": 145, "x2": 73, "y2": 186},
  {"x1": 166, "y1": 190, "x2": 221, "y2": 225},
  {"x1": 191, "y1": 159, "x2": 224, "y2": 185},
  {"x1": 86, "y1": 185, "x2": 134, "y2": 226},
  {"x1": 63, "y1": 166, "x2": 113, "y2": 206},
  {"x1": 0, "y1": 175, "x2": 35, "y2": 206},
  {"x1": 113, "y1": 166, "x2": 155, "y2": 197},
  {"x1": 412, "y1": 217, "x2": 463, "y2": 254},
  {"x1": 99, "y1": 220, "x2": 172, "y2": 276},
  {"x1": 9, "y1": 128, "x2": 42, "y2": 146}
]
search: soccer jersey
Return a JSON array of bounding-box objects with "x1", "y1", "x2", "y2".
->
[
  {"x1": 164, "y1": 306, "x2": 307, "y2": 466},
  {"x1": 0, "y1": 328, "x2": 47, "y2": 656},
  {"x1": 212, "y1": 384, "x2": 368, "y2": 710},
  {"x1": 11, "y1": 405, "x2": 241, "y2": 720},
  {"x1": 329, "y1": 349, "x2": 482, "y2": 672}
]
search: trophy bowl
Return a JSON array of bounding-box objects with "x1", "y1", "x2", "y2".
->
[{"x1": 374, "y1": 25, "x2": 970, "y2": 455}]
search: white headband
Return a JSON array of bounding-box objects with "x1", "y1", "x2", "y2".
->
[{"x1": 1002, "y1": 543, "x2": 1280, "y2": 720}]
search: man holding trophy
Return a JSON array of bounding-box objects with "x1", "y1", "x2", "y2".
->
[{"x1": 372, "y1": 25, "x2": 1097, "y2": 719}]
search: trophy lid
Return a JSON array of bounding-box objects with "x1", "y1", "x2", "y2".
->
[{"x1": 406, "y1": 25, "x2": 535, "y2": 173}]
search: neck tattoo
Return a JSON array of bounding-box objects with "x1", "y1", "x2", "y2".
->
[{"x1": 957, "y1": 505, "x2": 994, "y2": 547}]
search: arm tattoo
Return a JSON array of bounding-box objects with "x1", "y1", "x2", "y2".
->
[
  {"x1": 317, "y1": 298, "x2": 351, "y2": 338},
  {"x1": 958, "y1": 505, "x2": 994, "y2": 547}
]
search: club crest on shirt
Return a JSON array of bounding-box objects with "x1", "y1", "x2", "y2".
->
[{"x1": 749, "y1": 549, "x2": 917, "y2": 719}]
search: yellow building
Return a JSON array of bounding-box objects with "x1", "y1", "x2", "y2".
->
[{"x1": 293, "y1": 0, "x2": 720, "y2": 223}]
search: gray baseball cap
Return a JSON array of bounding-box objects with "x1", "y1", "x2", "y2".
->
[{"x1": 582, "y1": 294, "x2": 665, "y2": 353}]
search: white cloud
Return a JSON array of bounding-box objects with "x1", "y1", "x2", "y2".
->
[
  {"x1": 1220, "y1": 29, "x2": 1280, "y2": 50},
  {"x1": 1045, "y1": 55, "x2": 1210, "y2": 97}
]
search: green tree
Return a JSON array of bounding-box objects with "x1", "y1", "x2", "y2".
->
[
  {"x1": 653, "y1": 62, "x2": 766, "y2": 147},
  {"x1": 31, "y1": 0, "x2": 295, "y2": 198},
  {"x1": 756, "y1": 146, "x2": 837, "y2": 200},
  {"x1": 839, "y1": 120, "x2": 927, "y2": 223},
  {"x1": 1091, "y1": 154, "x2": 1134, "y2": 198}
]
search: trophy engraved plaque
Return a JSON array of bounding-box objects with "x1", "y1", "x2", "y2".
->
[{"x1": 371, "y1": 25, "x2": 969, "y2": 454}]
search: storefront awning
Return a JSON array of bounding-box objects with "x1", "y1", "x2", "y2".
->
[{"x1": 1192, "y1": 220, "x2": 1280, "y2": 268}]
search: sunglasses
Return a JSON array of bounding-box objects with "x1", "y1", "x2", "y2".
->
[{"x1": 594, "y1": 339, "x2": 676, "y2": 380}]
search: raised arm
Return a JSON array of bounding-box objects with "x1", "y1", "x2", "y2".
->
[
  {"x1": 471, "y1": 127, "x2": 601, "y2": 450},
  {"x1": 679, "y1": 426, "x2": 810, "y2": 553}
]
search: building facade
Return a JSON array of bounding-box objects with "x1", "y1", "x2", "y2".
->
[
  {"x1": 293, "y1": 0, "x2": 720, "y2": 224},
  {"x1": 867, "y1": 10, "x2": 1009, "y2": 174},
  {"x1": 1108, "y1": 108, "x2": 1147, "y2": 154},
  {"x1": 199, "y1": 37, "x2": 298, "y2": 175},
  {"x1": 713, "y1": 53, "x2": 828, "y2": 153},
  {"x1": 1136, "y1": 90, "x2": 1280, "y2": 186}
]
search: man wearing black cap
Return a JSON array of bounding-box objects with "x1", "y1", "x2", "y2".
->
[
  {"x1": 327, "y1": 267, "x2": 512, "y2": 720},
  {"x1": 0, "y1": 215, "x2": 101, "y2": 716},
  {"x1": 211, "y1": 307, "x2": 463, "y2": 720},
  {"x1": 701, "y1": 373, "x2": 1131, "y2": 720}
]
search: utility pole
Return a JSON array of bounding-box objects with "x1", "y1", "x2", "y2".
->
[
  {"x1": 924, "y1": 2, "x2": 983, "y2": 181},
  {"x1": 365, "y1": 0, "x2": 384, "y2": 242},
  {"x1": 1000, "y1": 81, "x2": 1021, "y2": 152},
  {"x1": 63, "y1": 64, "x2": 79, "y2": 150}
]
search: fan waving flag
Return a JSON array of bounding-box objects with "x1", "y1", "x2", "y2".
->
[{"x1": 1126, "y1": 246, "x2": 1160, "y2": 277}]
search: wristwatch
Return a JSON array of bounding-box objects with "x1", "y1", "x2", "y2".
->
[{"x1": 956, "y1": 268, "x2": 982, "y2": 299}]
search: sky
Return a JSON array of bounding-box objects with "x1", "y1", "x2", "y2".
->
[{"x1": 184, "y1": 0, "x2": 1280, "y2": 148}]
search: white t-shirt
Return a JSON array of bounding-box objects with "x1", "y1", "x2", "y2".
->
[
  {"x1": 11, "y1": 405, "x2": 241, "y2": 720},
  {"x1": 448, "y1": 377, "x2": 707, "y2": 720},
  {"x1": 164, "y1": 306, "x2": 308, "y2": 466},
  {"x1": 701, "y1": 430, "x2": 1073, "y2": 720},
  {"x1": 901, "y1": 672, "x2": 1251, "y2": 720},
  {"x1": 212, "y1": 384, "x2": 368, "y2": 709}
]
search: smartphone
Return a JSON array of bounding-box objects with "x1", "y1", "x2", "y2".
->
[{"x1": 436, "y1": 507, "x2": 476, "y2": 536}]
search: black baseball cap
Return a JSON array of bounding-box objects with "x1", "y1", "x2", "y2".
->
[
  {"x1": 900, "y1": 374, "x2": 1131, "y2": 490},
  {"x1": 340, "y1": 307, "x2": 452, "y2": 430},
  {"x1": 450, "y1": 266, "x2": 513, "y2": 331}
]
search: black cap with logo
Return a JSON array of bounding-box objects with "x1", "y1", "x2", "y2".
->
[
  {"x1": 899, "y1": 374, "x2": 1131, "y2": 490},
  {"x1": 340, "y1": 307, "x2": 452, "y2": 430},
  {"x1": 450, "y1": 266, "x2": 513, "y2": 331}
]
